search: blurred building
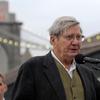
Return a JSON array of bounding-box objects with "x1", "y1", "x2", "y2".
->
[
  {"x1": 80, "y1": 33, "x2": 100, "y2": 79},
  {"x1": 0, "y1": 1, "x2": 50, "y2": 75},
  {"x1": 0, "y1": 1, "x2": 22, "y2": 74},
  {"x1": 81, "y1": 33, "x2": 100, "y2": 56}
]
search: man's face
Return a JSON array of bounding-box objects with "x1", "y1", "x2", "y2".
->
[
  {"x1": 51, "y1": 24, "x2": 83, "y2": 59},
  {"x1": 0, "y1": 77, "x2": 7, "y2": 95}
]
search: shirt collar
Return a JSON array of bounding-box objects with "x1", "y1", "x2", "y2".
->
[{"x1": 51, "y1": 51, "x2": 76, "y2": 72}]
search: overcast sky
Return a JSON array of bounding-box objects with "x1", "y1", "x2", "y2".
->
[{"x1": 9, "y1": 0, "x2": 100, "y2": 39}]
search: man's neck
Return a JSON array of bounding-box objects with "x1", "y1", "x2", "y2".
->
[{"x1": 51, "y1": 51, "x2": 74, "y2": 69}]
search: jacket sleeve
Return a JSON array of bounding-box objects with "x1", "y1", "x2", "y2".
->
[{"x1": 11, "y1": 62, "x2": 35, "y2": 100}]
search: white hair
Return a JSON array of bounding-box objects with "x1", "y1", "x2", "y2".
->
[{"x1": 48, "y1": 16, "x2": 80, "y2": 36}]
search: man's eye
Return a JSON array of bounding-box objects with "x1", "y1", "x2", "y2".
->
[
  {"x1": 77, "y1": 36, "x2": 81, "y2": 38},
  {"x1": 65, "y1": 35, "x2": 72, "y2": 39}
]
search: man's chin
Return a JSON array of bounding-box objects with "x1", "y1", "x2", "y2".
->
[{"x1": 69, "y1": 53, "x2": 79, "y2": 57}]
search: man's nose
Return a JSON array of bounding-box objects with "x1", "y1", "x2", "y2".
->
[{"x1": 72, "y1": 37, "x2": 81, "y2": 44}]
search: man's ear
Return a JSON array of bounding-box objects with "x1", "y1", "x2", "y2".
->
[
  {"x1": 4, "y1": 84, "x2": 7, "y2": 93},
  {"x1": 50, "y1": 35, "x2": 56, "y2": 45}
]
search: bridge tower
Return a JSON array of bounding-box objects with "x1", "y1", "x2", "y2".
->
[{"x1": 0, "y1": 1, "x2": 22, "y2": 73}]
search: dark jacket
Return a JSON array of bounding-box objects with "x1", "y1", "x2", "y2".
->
[{"x1": 11, "y1": 52, "x2": 100, "y2": 100}]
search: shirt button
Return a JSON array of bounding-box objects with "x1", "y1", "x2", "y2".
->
[{"x1": 73, "y1": 96, "x2": 76, "y2": 99}]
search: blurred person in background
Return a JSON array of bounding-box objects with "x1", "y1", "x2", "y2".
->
[
  {"x1": 11, "y1": 16, "x2": 100, "y2": 100},
  {"x1": 0, "y1": 73, "x2": 7, "y2": 100}
]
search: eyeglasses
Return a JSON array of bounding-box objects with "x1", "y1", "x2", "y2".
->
[{"x1": 61, "y1": 34, "x2": 85, "y2": 41}]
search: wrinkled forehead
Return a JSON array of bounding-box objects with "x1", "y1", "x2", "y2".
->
[{"x1": 62, "y1": 24, "x2": 81, "y2": 34}]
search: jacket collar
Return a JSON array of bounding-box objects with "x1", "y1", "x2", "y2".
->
[{"x1": 43, "y1": 51, "x2": 66, "y2": 100}]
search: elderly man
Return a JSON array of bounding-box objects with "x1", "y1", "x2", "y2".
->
[{"x1": 11, "y1": 16, "x2": 100, "y2": 100}]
